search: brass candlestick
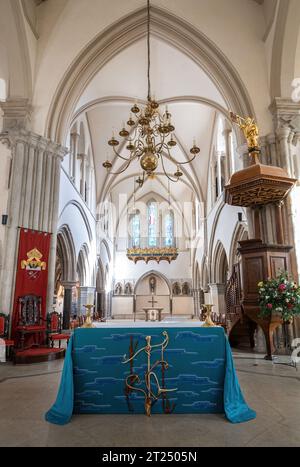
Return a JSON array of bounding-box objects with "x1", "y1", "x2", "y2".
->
[
  {"x1": 202, "y1": 304, "x2": 216, "y2": 327},
  {"x1": 82, "y1": 304, "x2": 95, "y2": 328}
]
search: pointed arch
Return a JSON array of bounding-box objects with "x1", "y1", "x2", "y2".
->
[
  {"x1": 77, "y1": 243, "x2": 90, "y2": 286},
  {"x1": 57, "y1": 225, "x2": 77, "y2": 282},
  {"x1": 45, "y1": 5, "x2": 254, "y2": 145},
  {"x1": 212, "y1": 241, "x2": 229, "y2": 284},
  {"x1": 229, "y1": 222, "x2": 249, "y2": 271},
  {"x1": 134, "y1": 270, "x2": 172, "y2": 295}
]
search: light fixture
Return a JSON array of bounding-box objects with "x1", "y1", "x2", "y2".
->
[{"x1": 102, "y1": 0, "x2": 200, "y2": 187}]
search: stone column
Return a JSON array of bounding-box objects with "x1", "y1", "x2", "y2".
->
[
  {"x1": 61, "y1": 281, "x2": 76, "y2": 329},
  {"x1": 276, "y1": 127, "x2": 292, "y2": 175},
  {"x1": 208, "y1": 283, "x2": 226, "y2": 315},
  {"x1": 78, "y1": 286, "x2": 96, "y2": 316},
  {"x1": 223, "y1": 128, "x2": 233, "y2": 176},
  {"x1": 216, "y1": 151, "x2": 222, "y2": 197},
  {"x1": 266, "y1": 133, "x2": 278, "y2": 166},
  {"x1": 89, "y1": 167, "x2": 94, "y2": 210},
  {"x1": 79, "y1": 153, "x2": 87, "y2": 200},
  {"x1": 0, "y1": 99, "x2": 67, "y2": 317},
  {"x1": 70, "y1": 132, "x2": 79, "y2": 182}
]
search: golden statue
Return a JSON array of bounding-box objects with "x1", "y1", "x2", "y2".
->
[{"x1": 230, "y1": 112, "x2": 260, "y2": 151}]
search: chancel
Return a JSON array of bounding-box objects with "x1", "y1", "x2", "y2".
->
[{"x1": 1, "y1": 0, "x2": 300, "y2": 449}]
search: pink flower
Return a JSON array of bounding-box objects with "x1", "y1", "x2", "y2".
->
[
  {"x1": 267, "y1": 303, "x2": 273, "y2": 310},
  {"x1": 278, "y1": 284, "x2": 287, "y2": 292}
]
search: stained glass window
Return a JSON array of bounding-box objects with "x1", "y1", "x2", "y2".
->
[
  {"x1": 164, "y1": 211, "x2": 174, "y2": 247},
  {"x1": 131, "y1": 212, "x2": 140, "y2": 247},
  {"x1": 148, "y1": 201, "x2": 158, "y2": 247}
]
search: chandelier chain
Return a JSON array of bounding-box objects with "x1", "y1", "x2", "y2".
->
[
  {"x1": 103, "y1": 0, "x2": 201, "y2": 187},
  {"x1": 147, "y1": 0, "x2": 151, "y2": 101}
]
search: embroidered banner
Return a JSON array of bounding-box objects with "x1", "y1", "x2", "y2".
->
[{"x1": 12, "y1": 229, "x2": 51, "y2": 343}]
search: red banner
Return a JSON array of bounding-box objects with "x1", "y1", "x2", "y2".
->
[{"x1": 12, "y1": 229, "x2": 51, "y2": 343}]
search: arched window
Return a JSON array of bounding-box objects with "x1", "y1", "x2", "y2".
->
[
  {"x1": 164, "y1": 210, "x2": 174, "y2": 247},
  {"x1": 130, "y1": 211, "x2": 140, "y2": 248},
  {"x1": 147, "y1": 200, "x2": 158, "y2": 247}
]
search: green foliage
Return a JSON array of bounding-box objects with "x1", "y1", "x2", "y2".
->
[{"x1": 258, "y1": 271, "x2": 300, "y2": 323}]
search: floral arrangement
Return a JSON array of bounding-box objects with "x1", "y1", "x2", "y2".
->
[{"x1": 258, "y1": 272, "x2": 300, "y2": 322}]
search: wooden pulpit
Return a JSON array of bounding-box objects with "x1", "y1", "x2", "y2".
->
[{"x1": 238, "y1": 239, "x2": 293, "y2": 359}]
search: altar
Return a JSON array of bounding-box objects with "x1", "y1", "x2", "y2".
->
[{"x1": 45, "y1": 322, "x2": 256, "y2": 425}]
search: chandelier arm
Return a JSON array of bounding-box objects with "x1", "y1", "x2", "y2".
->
[
  {"x1": 154, "y1": 133, "x2": 167, "y2": 154},
  {"x1": 107, "y1": 158, "x2": 134, "y2": 175},
  {"x1": 160, "y1": 154, "x2": 179, "y2": 183},
  {"x1": 112, "y1": 146, "x2": 133, "y2": 161},
  {"x1": 161, "y1": 143, "x2": 197, "y2": 165}
]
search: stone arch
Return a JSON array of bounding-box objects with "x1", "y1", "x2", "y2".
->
[
  {"x1": 229, "y1": 221, "x2": 248, "y2": 271},
  {"x1": 134, "y1": 270, "x2": 172, "y2": 295},
  {"x1": 134, "y1": 270, "x2": 172, "y2": 316},
  {"x1": 59, "y1": 200, "x2": 93, "y2": 242},
  {"x1": 100, "y1": 239, "x2": 112, "y2": 264},
  {"x1": 212, "y1": 241, "x2": 229, "y2": 284},
  {"x1": 270, "y1": 0, "x2": 300, "y2": 98},
  {"x1": 56, "y1": 225, "x2": 77, "y2": 282},
  {"x1": 77, "y1": 243, "x2": 90, "y2": 286},
  {"x1": 45, "y1": 5, "x2": 254, "y2": 145}
]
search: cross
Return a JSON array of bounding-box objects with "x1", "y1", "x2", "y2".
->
[{"x1": 148, "y1": 293, "x2": 158, "y2": 308}]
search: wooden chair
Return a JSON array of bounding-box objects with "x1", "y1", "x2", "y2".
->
[
  {"x1": 47, "y1": 311, "x2": 71, "y2": 348},
  {"x1": 15, "y1": 295, "x2": 46, "y2": 350},
  {"x1": 0, "y1": 313, "x2": 14, "y2": 359}
]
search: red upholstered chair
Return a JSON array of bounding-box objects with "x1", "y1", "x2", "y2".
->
[
  {"x1": 0, "y1": 313, "x2": 14, "y2": 359},
  {"x1": 15, "y1": 295, "x2": 46, "y2": 349},
  {"x1": 47, "y1": 311, "x2": 71, "y2": 348}
]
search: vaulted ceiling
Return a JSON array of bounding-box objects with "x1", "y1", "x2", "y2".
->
[{"x1": 72, "y1": 36, "x2": 229, "y2": 206}]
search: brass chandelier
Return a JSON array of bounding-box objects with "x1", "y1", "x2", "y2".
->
[{"x1": 103, "y1": 0, "x2": 200, "y2": 187}]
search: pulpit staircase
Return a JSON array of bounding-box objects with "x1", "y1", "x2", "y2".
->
[{"x1": 225, "y1": 264, "x2": 256, "y2": 349}]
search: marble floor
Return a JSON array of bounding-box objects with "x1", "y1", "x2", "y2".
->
[{"x1": 0, "y1": 351, "x2": 300, "y2": 447}]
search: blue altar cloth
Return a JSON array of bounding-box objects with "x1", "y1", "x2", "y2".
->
[{"x1": 45, "y1": 326, "x2": 256, "y2": 424}]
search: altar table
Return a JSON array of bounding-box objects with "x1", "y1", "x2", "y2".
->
[{"x1": 45, "y1": 323, "x2": 256, "y2": 424}]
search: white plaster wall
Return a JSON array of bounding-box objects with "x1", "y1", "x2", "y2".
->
[
  {"x1": 114, "y1": 251, "x2": 192, "y2": 282},
  {"x1": 111, "y1": 296, "x2": 133, "y2": 315},
  {"x1": 172, "y1": 297, "x2": 194, "y2": 315}
]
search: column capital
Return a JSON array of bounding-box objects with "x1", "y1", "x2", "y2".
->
[
  {"x1": 0, "y1": 98, "x2": 32, "y2": 132},
  {"x1": 270, "y1": 97, "x2": 300, "y2": 131},
  {"x1": 61, "y1": 281, "x2": 77, "y2": 289},
  {"x1": 0, "y1": 128, "x2": 68, "y2": 159}
]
